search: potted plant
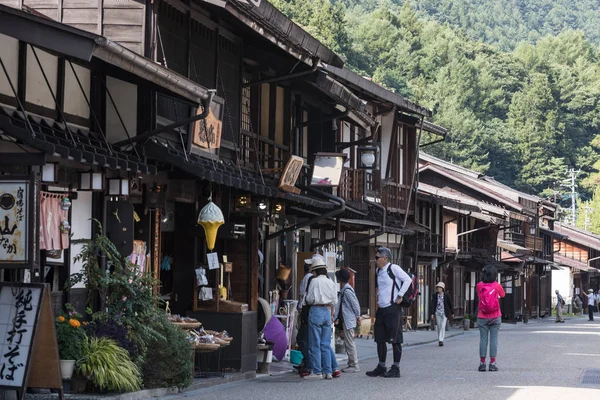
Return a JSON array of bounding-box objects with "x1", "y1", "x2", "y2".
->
[
  {"x1": 463, "y1": 315, "x2": 470, "y2": 331},
  {"x1": 78, "y1": 337, "x2": 142, "y2": 392},
  {"x1": 55, "y1": 304, "x2": 86, "y2": 380}
]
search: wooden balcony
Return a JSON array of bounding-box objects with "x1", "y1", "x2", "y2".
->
[
  {"x1": 381, "y1": 181, "x2": 410, "y2": 213},
  {"x1": 241, "y1": 130, "x2": 289, "y2": 172},
  {"x1": 338, "y1": 168, "x2": 364, "y2": 202},
  {"x1": 418, "y1": 233, "x2": 443, "y2": 255}
]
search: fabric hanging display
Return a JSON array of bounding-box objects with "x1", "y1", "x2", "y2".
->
[
  {"x1": 161, "y1": 255, "x2": 172, "y2": 271},
  {"x1": 39, "y1": 192, "x2": 70, "y2": 251},
  {"x1": 127, "y1": 240, "x2": 147, "y2": 273}
]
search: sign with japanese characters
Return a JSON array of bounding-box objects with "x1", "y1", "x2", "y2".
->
[
  {"x1": 0, "y1": 180, "x2": 30, "y2": 265},
  {"x1": 278, "y1": 156, "x2": 304, "y2": 194},
  {"x1": 0, "y1": 284, "x2": 42, "y2": 388}
]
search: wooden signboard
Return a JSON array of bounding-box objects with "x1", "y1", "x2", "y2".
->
[
  {"x1": 279, "y1": 156, "x2": 304, "y2": 194},
  {"x1": 192, "y1": 105, "x2": 223, "y2": 150},
  {"x1": 0, "y1": 283, "x2": 62, "y2": 400}
]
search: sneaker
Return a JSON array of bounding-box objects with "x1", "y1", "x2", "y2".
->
[
  {"x1": 323, "y1": 373, "x2": 333, "y2": 380},
  {"x1": 383, "y1": 365, "x2": 400, "y2": 378},
  {"x1": 488, "y1": 363, "x2": 498, "y2": 372},
  {"x1": 478, "y1": 363, "x2": 486, "y2": 372},
  {"x1": 299, "y1": 369, "x2": 310, "y2": 378},
  {"x1": 366, "y1": 365, "x2": 387, "y2": 377},
  {"x1": 332, "y1": 370, "x2": 341, "y2": 378},
  {"x1": 439, "y1": 341, "x2": 444, "y2": 347},
  {"x1": 303, "y1": 372, "x2": 323, "y2": 380},
  {"x1": 342, "y1": 366, "x2": 360, "y2": 373}
]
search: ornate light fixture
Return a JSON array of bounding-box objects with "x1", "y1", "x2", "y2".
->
[
  {"x1": 78, "y1": 171, "x2": 104, "y2": 191},
  {"x1": 357, "y1": 145, "x2": 380, "y2": 170},
  {"x1": 108, "y1": 178, "x2": 130, "y2": 196},
  {"x1": 41, "y1": 162, "x2": 59, "y2": 183}
]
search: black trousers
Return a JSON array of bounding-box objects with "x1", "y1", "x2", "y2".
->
[{"x1": 589, "y1": 306, "x2": 595, "y2": 321}]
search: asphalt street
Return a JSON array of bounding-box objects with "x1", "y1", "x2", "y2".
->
[{"x1": 161, "y1": 317, "x2": 600, "y2": 400}]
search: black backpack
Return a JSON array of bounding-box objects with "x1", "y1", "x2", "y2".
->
[{"x1": 376, "y1": 265, "x2": 418, "y2": 307}]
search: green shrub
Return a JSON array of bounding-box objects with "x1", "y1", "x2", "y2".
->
[
  {"x1": 142, "y1": 314, "x2": 193, "y2": 389},
  {"x1": 78, "y1": 337, "x2": 142, "y2": 392}
]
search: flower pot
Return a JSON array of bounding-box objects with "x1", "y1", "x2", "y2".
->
[
  {"x1": 71, "y1": 377, "x2": 87, "y2": 393},
  {"x1": 60, "y1": 360, "x2": 76, "y2": 380}
]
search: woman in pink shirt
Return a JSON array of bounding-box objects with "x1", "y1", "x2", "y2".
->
[{"x1": 476, "y1": 264, "x2": 505, "y2": 372}]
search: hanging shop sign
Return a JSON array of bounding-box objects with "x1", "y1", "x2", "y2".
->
[
  {"x1": 310, "y1": 153, "x2": 346, "y2": 187},
  {"x1": 191, "y1": 97, "x2": 224, "y2": 150},
  {"x1": 0, "y1": 177, "x2": 35, "y2": 269},
  {"x1": 278, "y1": 155, "x2": 304, "y2": 194}
]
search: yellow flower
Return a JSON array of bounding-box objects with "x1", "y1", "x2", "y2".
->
[
  {"x1": 69, "y1": 319, "x2": 81, "y2": 328},
  {"x1": 83, "y1": 322, "x2": 88, "y2": 326},
  {"x1": 58, "y1": 316, "x2": 65, "y2": 323}
]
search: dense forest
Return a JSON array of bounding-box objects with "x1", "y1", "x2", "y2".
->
[{"x1": 271, "y1": 0, "x2": 600, "y2": 230}]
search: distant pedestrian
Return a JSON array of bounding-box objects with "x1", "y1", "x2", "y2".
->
[
  {"x1": 476, "y1": 264, "x2": 505, "y2": 372},
  {"x1": 429, "y1": 282, "x2": 454, "y2": 346},
  {"x1": 334, "y1": 269, "x2": 361, "y2": 373},
  {"x1": 573, "y1": 295, "x2": 583, "y2": 316},
  {"x1": 297, "y1": 257, "x2": 314, "y2": 376},
  {"x1": 581, "y1": 288, "x2": 597, "y2": 321},
  {"x1": 555, "y1": 290, "x2": 565, "y2": 323},
  {"x1": 366, "y1": 247, "x2": 411, "y2": 378},
  {"x1": 303, "y1": 255, "x2": 338, "y2": 380}
]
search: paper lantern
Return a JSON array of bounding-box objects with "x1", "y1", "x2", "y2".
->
[{"x1": 197, "y1": 200, "x2": 224, "y2": 251}]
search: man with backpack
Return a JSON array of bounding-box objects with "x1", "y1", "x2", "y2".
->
[
  {"x1": 366, "y1": 247, "x2": 413, "y2": 378},
  {"x1": 555, "y1": 289, "x2": 565, "y2": 323}
]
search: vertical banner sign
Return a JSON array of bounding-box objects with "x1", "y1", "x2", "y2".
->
[
  {"x1": 0, "y1": 284, "x2": 42, "y2": 389},
  {"x1": 0, "y1": 179, "x2": 30, "y2": 266}
]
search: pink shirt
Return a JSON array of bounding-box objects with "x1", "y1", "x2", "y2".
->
[{"x1": 476, "y1": 281, "x2": 505, "y2": 319}]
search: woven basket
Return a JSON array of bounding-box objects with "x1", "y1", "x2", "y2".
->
[
  {"x1": 172, "y1": 322, "x2": 202, "y2": 329},
  {"x1": 193, "y1": 343, "x2": 220, "y2": 351}
]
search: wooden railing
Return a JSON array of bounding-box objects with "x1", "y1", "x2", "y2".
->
[
  {"x1": 381, "y1": 181, "x2": 410, "y2": 212},
  {"x1": 418, "y1": 233, "x2": 443, "y2": 254},
  {"x1": 338, "y1": 168, "x2": 364, "y2": 202},
  {"x1": 241, "y1": 130, "x2": 289, "y2": 171},
  {"x1": 525, "y1": 235, "x2": 543, "y2": 251},
  {"x1": 504, "y1": 231, "x2": 525, "y2": 247}
]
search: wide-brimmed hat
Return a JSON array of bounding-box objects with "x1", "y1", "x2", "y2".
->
[
  {"x1": 435, "y1": 282, "x2": 445, "y2": 290},
  {"x1": 309, "y1": 255, "x2": 327, "y2": 272}
]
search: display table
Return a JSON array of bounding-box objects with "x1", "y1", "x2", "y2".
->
[{"x1": 193, "y1": 343, "x2": 229, "y2": 378}]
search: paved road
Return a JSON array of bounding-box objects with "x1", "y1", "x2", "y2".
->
[{"x1": 161, "y1": 317, "x2": 600, "y2": 400}]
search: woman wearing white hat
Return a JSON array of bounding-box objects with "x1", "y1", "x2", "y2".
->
[{"x1": 428, "y1": 282, "x2": 454, "y2": 346}]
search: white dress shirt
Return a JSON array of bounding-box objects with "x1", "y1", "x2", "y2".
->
[
  {"x1": 377, "y1": 263, "x2": 411, "y2": 308},
  {"x1": 305, "y1": 275, "x2": 338, "y2": 307},
  {"x1": 298, "y1": 273, "x2": 313, "y2": 309}
]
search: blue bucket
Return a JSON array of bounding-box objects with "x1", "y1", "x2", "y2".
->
[{"x1": 290, "y1": 350, "x2": 303, "y2": 366}]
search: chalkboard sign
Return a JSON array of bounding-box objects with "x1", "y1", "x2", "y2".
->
[{"x1": 0, "y1": 284, "x2": 43, "y2": 388}]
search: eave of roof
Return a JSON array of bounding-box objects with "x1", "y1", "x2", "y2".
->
[
  {"x1": 319, "y1": 63, "x2": 431, "y2": 117},
  {"x1": 221, "y1": 0, "x2": 344, "y2": 68}
]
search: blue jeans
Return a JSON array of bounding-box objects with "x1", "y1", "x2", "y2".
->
[
  {"x1": 308, "y1": 306, "x2": 333, "y2": 374},
  {"x1": 477, "y1": 317, "x2": 501, "y2": 358}
]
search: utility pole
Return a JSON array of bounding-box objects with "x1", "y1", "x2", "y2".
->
[{"x1": 561, "y1": 168, "x2": 581, "y2": 225}]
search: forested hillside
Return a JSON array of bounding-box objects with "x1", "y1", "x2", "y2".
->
[
  {"x1": 271, "y1": 0, "x2": 600, "y2": 229},
  {"x1": 339, "y1": 0, "x2": 600, "y2": 51}
]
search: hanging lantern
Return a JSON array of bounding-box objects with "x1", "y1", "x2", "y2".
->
[
  {"x1": 197, "y1": 199, "x2": 224, "y2": 251},
  {"x1": 60, "y1": 197, "x2": 72, "y2": 211},
  {"x1": 59, "y1": 219, "x2": 71, "y2": 234}
]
